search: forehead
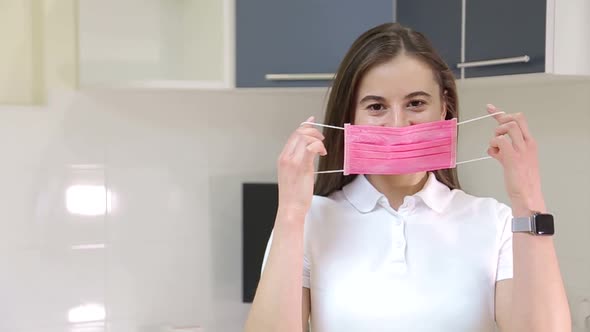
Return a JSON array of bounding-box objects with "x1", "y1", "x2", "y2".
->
[{"x1": 356, "y1": 55, "x2": 440, "y2": 99}]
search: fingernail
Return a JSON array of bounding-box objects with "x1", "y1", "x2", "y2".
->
[
  {"x1": 301, "y1": 116, "x2": 313, "y2": 126},
  {"x1": 300, "y1": 116, "x2": 314, "y2": 126}
]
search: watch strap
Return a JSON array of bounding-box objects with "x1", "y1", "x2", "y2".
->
[{"x1": 512, "y1": 215, "x2": 534, "y2": 233}]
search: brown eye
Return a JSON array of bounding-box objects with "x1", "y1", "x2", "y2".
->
[
  {"x1": 407, "y1": 100, "x2": 426, "y2": 108},
  {"x1": 368, "y1": 103, "x2": 385, "y2": 111}
]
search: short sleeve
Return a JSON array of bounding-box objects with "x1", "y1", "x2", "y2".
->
[
  {"x1": 496, "y1": 202, "x2": 514, "y2": 281},
  {"x1": 302, "y1": 248, "x2": 311, "y2": 288},
  {"x1": 260, "y1": 229, "x2": 311, "y2": 289}
]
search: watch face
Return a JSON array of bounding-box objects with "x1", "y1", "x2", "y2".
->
[{"x1": 535, "y1": 214, "x2": 555, "y2": 235}]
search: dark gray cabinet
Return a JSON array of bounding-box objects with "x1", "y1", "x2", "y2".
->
[
  {"x1": 396, "y1": 0, "x2": 462, "y2": 78},
  {"x1": 236, "y1": 0, "x2": 394, "y2": 87},
  {"x1": 396, "y1": 0, "x2": 547, "y2": 79},
  {"x1": 464, "y1": 0, "x2": 546, "y2": 78},
  {"x1": 237, "y1": 0, "x2": 552, "y2": 87}
]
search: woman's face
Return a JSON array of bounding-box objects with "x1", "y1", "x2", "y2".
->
[{"x1": 354, "y1": 54, "x2": 447, "y2": 127}]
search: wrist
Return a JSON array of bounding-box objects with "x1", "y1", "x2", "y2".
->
[
  {"x1": 276, "y1": 206, "x2": 308, "y2": 223},
  {"x1": 512, "y1": 206, "x2": 538, "y2": 218},
  {"x1": 510, "y1": 195, "x2": 546, "y2": 217}
]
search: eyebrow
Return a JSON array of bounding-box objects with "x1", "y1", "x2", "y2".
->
[
  {"x1": 358, "y1": 91, "x2": 433, "y2": 104},
  {"x1": 358, "y1": 95, "x2": 386, "y2": 104},
  {"x1": 405, "y1": 91, "x2": 432, "y2": 99}
]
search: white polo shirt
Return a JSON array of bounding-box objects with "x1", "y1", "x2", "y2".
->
[{"x1": 263, "y1": 172, "x2": 513, "y2": 332}]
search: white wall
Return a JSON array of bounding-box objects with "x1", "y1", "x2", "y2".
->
[
  {"x1": 0, "y1": 75, "x2": 589, "y2": 331},
  {"x1": 0, "y1": 87, "x2": 327, "y2": 332},
  {"x1": 457, "y1": 75, "x2": 590, "y2": 331}
]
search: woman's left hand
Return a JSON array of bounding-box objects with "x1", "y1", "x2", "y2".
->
[{"x1": 486, "y1": 104, "x2": 546, "y2": 215}]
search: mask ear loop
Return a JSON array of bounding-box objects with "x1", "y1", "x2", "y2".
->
[
  {"x1": 300, "y1": 122, "x2": 345, "y2": 130},
  {"x1": 300, "y1": 122, "x2": 346, "y2": 174},
  {"x1": 303, "y1": 111, "x2": 507, "y2": 173},
  {"x1": 456, "y1": 112, "x2": 504, "y2": 125},
  {"x1": 455, "y1": 111, "x2": 505, "y2": 165}
]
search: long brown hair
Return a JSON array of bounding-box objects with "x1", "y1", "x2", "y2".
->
[{"x1": 315, "y1": 22, "x2": 461, "y2": 196}]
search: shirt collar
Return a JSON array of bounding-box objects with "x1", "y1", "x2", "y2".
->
[
  {"x1": 342, "y1": 172, "x2": 454, "y2": 214},
  {"x1": 342, "y1": 175, "x2": 383, "y2": 213}
]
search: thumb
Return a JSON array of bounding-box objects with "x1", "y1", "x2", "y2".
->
[{"x1": 487, "y1": 146, "x2": 501, "y2": 161}]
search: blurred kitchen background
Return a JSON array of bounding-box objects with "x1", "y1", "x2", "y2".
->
[{"x1": 0, "y1": 0, "x2": 589, "y2": 331}]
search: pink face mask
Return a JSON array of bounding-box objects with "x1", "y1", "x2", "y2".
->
[{"x1": 303, "y1": 112, "x2": 502, "y2": 175}]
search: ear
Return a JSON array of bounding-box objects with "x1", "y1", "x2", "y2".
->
[{"x1": 441, "y1": 89, "x2": 448, "y2": 120}]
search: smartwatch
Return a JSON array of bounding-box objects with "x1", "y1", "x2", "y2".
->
[{"x1": 512, "y1": 212, "x2": 555, "y2": 235}]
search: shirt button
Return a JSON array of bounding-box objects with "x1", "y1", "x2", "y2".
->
[{"x1": 394, "y1": 240, "x2": 405, "y2": 248}]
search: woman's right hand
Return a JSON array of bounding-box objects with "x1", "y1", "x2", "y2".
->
[{"x1": 277, "y1": 116, "x2": 327, "y2": 219}]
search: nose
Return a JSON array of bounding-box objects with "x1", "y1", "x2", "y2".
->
[{"x1": 387, "y1": 107, "x2": 411, "y2": 127}]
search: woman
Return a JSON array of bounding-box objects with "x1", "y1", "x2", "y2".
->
[{"x1": 245, "y1": 23, "x2": 570, "y2": 332}]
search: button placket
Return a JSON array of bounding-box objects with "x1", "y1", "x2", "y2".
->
[
  {"x1": 377, "y1": 195, "x2": 408, "y2": 265},
  {"x1": 390, "y1": 215, "x2": 406, "y2": 263}
]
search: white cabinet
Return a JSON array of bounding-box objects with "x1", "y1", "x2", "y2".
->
[
  {"x1": 545, "y1": 0, "x2": 590, "y2": 76},
  {"x1": 77, "y1": 0, "x2": 234, "y2": 89},
  {"x1": 0, "y1": 0, "x2": 77, "y2": 106},
  {"x1": 0, "y1": 0, "x2": 44, "y2": 105}
]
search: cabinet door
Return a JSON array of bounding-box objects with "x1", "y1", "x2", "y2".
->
[
  {"x1": 78, "y1": 0, "x2": 225, "y2": 86},
  {"x1": 397, "y1": 0, "x2": 462, "y2": 78},
  {"x1": 236, "y1": 0, "x2": 394, "y2": 87},
  {"x1": 0, "y1": 0, "x2": 44, "y2": 105},
  {"x1": 465, "y1": 0, "x2": 546, "y2": 78}
]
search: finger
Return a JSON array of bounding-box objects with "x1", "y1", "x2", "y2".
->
[
  {"x1": 489, "y1": 135, "x2": 514, "y2": 155},
  {"x1": 300, "y1": 134, "x2": 324, "y2": 148},
  {"x1": 487, "y1": 105, "x2": 520, "y2": 128},
  {"x1": 487, "y1": 146, "x2": 500, "y2": 160},
  {"x1": 291, "y1": 137, "x2": 325, "y2": 165},
  {"x1": 287, "y1": 127, "x2": 325, "y2": 158},
  {"x1": 282, "y1": 131, "x2": 303, "y2": 157},
  {"x1": 494, "y1": 115, "x2": 531, "y2": 143},
  {"x1": 301, "y1": 141, "x2": 327, "y2": 172},
  {"x1": 283, "y1": 116, "x2": 321, "y2": 156},
  {"x1": 494, "y1": 121, "x2": 525, "y2": 150},
  {"x1": 305, "y1": 140, "x2": 328, "y2": 157},
  {"x1": 296, "y1": 126, "x2": 325, "y2": 141},
  {"x1": 489, "y1": 111, "x2": 517, "y2": 126},
  {"x1": 289, "y1": 134, "x2": 324, "y2": 156},
  {"x1": 512, "y1": 112, "x2": 532, "y2": 141},
  {"x1": 487, "y1": 104, "x2": 533, "y2": 141},
  {"x1": 486, "y1": 104, "x2": 505, "y2": 120},
  {"x1": 299, "y1": 116, "x2": 315, "y2": 129}
]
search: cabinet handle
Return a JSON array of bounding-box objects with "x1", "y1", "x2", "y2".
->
[
  {"x1": 265, "y1": 73, "x2": 335, "y2": 81},
  {"x1": 457, "y1": 55, "x2": 530, "y2": 69}
]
